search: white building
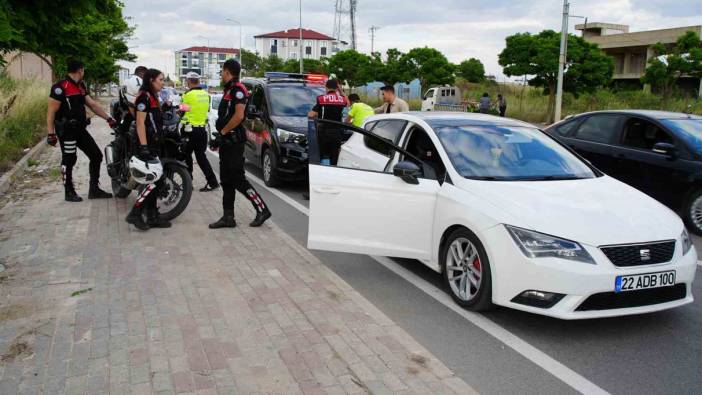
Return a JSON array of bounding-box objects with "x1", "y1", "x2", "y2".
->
[
  {"x1": 174, "y1": 46, "x2": 239, "y2": 84},
  {"x1": 254, "y1": 28, "x2": 348, "y2": 61}
]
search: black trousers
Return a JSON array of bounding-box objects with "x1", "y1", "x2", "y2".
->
[
  {"x1": 318, "y1": 127, "x2": 342, "y2": 166},
  {"x1": 57, "y1": 126, "x2": 103, "y2": 191},
  {"x1": 133, "y1": 178, "x2": 163, "y2": 219},
  {"x1": 219, "y1": 136, "x2": 267, "y2": 214},
  {"x1": 499, "y1": 106, "x2": 507, "y2": 117},
  {"x1": 183, "y1": 126, "x2": 218, "y2": 187}
]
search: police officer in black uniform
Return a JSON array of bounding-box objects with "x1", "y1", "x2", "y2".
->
[
  {"x1": 208, "y1": 59, "x2": 271, "y2": 229},
  {"x1": 47, "y1": 59, "x2": 117, "y2": 202},
  {"x1": 307, "y1": 79, "x2": 348, "y2": 165}
]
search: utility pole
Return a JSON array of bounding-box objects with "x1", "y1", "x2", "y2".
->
[
  {"x1": 226, "y1": 19, "x2": 243, "y2": 63},
  {"x1": 369, "y1": 26, "x2": 380, "y2": 54},
  {"x1": 554, "y1": 0, "x2": 569, "y2": 123},
  {"x1": 299, "y1": 0, "x2": 303, "y2": 74},
  {"x1": 350, "y1": 0, "x2": 357, "y2": 50}
]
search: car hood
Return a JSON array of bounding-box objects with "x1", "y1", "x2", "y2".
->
[
  {"x1": 457, "y1": 176, "x2": 682, "y2": 246},
  {"x1": 271, "y1": 116, "x2": 309, "y2": 134}
]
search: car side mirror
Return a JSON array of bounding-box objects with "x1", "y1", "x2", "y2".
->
[
  {"x1": 246, "y1": 105, "x2": 261, "y2": 119},
  {"x1": 652, "y1": 142, "x2": 676, "y2": 158},
  {"x1": 393, "y1": 161, "x2": 421, "y2": 185}
]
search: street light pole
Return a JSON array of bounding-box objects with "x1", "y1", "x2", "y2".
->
[
  {"x1": 226, "y1": 18, "x2": 243, "y2": 63},
  {"x1": 554, "y1": 0, "x2": 569, "y2": 123},
  {"x1": 299, "y1": 0, "x2": 303, "y2": 74}
]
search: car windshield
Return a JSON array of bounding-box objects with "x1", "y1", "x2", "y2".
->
[
  {"x1": 211, "y1": 95, "x2": 222, "y2": 110},
  {"x1": 660, "y1": 118, "x2": 702, "y2": 153},
  {"x1": 431, "y1": 122, "x2": 597, "y2": 181},
  {"x1": 268, "y1": 85, "x2": 325, "y2": 117}
]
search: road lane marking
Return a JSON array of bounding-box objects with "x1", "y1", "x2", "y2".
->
[{"x1": 207, "y1": 150, "x2": 609, "y2": 394}]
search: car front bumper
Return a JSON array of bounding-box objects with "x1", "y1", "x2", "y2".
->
[
  {"x1": 276, "y1": 143, "x2": 308, "y2": 180},
  {"x1": 483, "y1": 226, "x2": 697, "y2": 319}
]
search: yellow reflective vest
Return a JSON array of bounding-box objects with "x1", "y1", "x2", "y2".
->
[{"x1": 181, "y1": 87, "x2": 210, "y2": 126}]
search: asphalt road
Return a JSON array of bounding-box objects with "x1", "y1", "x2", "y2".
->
[{"x1": 204, "y1": 152, "x2": 702, "y2": 395}]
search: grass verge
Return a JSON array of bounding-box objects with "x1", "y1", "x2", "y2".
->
[{"x1": 0, "y1": 74, "x2": 49, "y2": 174}]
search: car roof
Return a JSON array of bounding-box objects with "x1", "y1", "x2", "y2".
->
[
  {"x1": 365, "y1": 111, "x2": 537, "y2": 128},
  {"x1": 568, "y1": 109, "x2": 702, "y2": 121}
]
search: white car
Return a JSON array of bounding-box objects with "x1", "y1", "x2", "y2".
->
[
  {"x1": 207, "y1": 93, "x2": 222, "y2": 143},
  {"x1": 310, "y1": 112, "x2": 697, "y2": 319}
]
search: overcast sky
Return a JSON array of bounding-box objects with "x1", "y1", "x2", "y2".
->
[{"x1": 120, "y1": 0, "x2": 702, "y2": 81}]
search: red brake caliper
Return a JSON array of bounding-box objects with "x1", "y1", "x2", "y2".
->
[{"x1": 473, "y1": 257, "x2": 481, "y2": 273}]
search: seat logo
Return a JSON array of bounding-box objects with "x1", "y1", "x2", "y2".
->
[{"x1": 640, "y1": 249, "x2": 651, "y2": 261}]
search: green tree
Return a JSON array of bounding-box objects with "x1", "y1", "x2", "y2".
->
[
  {"x1": 499, "y1": 30, "x2": 612, "y2": 122},
  {"x1": 280, "y1": 59, "x2": 299, "y2": 73},
  {"x1": 400, "y1": 47, "x2": 455, "y2": 93},
  {"x1": 642, "y1": 31, "x2": 702, "y2": 98},
  {"x1": 365, "y1": 48, "x2": 411, "y2": 86},
  {"x1": 0, "y1": 0, "x2": 135, "y2": 83},
  {"x1": 241, "y1": 49, "x2": 263, "y2": 77},
  {"x1": 265, "y1": 55, "x2": 286, "y2": 72},
  {"x1": 325, "y1": 50, "x2": 372, "y2": 87},
  {"x1": 457, "y1": 58, "x2": 485, "y2": 83}
]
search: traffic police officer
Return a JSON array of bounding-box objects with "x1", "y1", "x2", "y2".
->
[
  {"x1": 47, "y1": 59, "x2": 116, "y2": 202},
  {"x1": 307, "y1": 79, "x2": 348, "y2": 166},
  {"x1": 208, "y1": 59, "x2": 271, "y2": 229},
  {"x1": 180, "y1": 72, "x2": 219, "y2": 191}
]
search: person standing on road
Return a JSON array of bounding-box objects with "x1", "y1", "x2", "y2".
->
[
  {"x1": 208, "y1": 59, "x2": 271, "y2": 229},
  {"x1": 497, "y1": 94, "x2": 507, "y2": 117},
  {"x1": 478, "y1": 92, "x2": 491, "y2": 114},
  {"x1": 46, "y1": 59, "x2": 117, "y2": 202},
  {"x1": 345, "y1": 94, "x2": 374, "y2": 127},
  {"x1": 374, "y1": 85, "x2": 409, "y2": 114},
  {"x1": 180, "y1": 72, "x2": 219, "y2": 192},
  {"x1": 125, "y1": 68, "x2": 172, "y2": 231},
  {"x1": 308, "y1": 79, "x2": 348, "y2": 166}
]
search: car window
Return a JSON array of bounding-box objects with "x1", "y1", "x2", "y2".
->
[
  {"x1": 620, "y1": 118, "x2": 673, "y2": 150},
  {"x1": 555, "y1": 119, "x2": 579, "y2": 137},
  {"x1": 251, "y1": 85, "x2": 265, "y2": 110},
  {"x1": 661, "y1": 118, "x2": 702, "y2": 153},
  {"x1": 402, "y1": 126, "x2": 446, "y2": 181},
  {"x1": 573, "y1": 115, "x2": 623, "y2": 143},
  {"x1": 211, "y1": 95, "x2": 222, "y2": 110},
  {"x1": 364, "y1": 121, "x2": 377, "y2": 131},
  {"x1": 268, "y1": 85, "x2": 325, "y2": 117},
  {"x1": 363, "y1": 120, "x2": 407, "y2": 157},
  {"x1": 430, "y1": 121, "x2": 597, "y2": 180},
  {"x1": 424, "y1": 89, "x2": 434, "y2": 99}
]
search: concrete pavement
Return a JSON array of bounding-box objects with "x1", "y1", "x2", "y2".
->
[{"x1": 0, "y1": 118, "x2": 476, "y2": 395}]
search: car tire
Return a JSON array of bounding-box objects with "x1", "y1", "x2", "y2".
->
[
  {"x1": 684, "y1": 188, "x2": 702, "y2": 235},
  {"x1": 262, "y1": 148, "x2": 280, "y2": 187},
  {"x1": 441, "y1": 227, "x2": 493, "y2": 311}
]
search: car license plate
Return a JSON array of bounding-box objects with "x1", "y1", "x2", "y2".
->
[{"x1": 615, "y1": 271, "x2": 676, "y2": 293}]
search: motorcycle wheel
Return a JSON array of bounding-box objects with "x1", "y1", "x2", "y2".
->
[
  {"x1": 112, "y1": 177, "x2": 131, "y2": 198},
  {"x1": 157, "y1": 163, "x2": 192, "y2": 222}
]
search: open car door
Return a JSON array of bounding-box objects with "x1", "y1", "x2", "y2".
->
[{"x1": 307, "y1": 119, "x2": 441, "y2": 261}]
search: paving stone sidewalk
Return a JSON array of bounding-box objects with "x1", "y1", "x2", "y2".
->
[{"x1": 0, "y1": 116, "x2": 477, "y2": 394}]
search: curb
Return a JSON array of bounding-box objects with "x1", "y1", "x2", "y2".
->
[{"x1": 0, "y1": 138, "x2": 48, "y2": 195}]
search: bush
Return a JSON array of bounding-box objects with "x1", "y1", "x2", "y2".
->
[{"x1": 0, "y1": 74, "x2": 49, "y2": 173}]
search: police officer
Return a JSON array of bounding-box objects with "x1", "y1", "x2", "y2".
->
[
  {"x1": 180, "y1": 72, "x2": 219, "y2": 191},
  {"x1": 125, "y1": 68, "x2": 172, "y2": 230},
  {"x1": 47, "y1": 59, "x2": 117, "y2": 202},
  {"x1": 208, "y1": 59, "x2": 271, "y2": 229},
  {"x1": 307, "y1": 79, "x2": 348, "y2": 166},
  {"x1": 123, "y1": 65, "x2": 147, "y2": 112}
]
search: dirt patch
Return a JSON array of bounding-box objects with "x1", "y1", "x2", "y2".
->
[
  {"x1": 0, "y1": 303, "x2": 32, "y2": 322},
  {"x1": 1, "y1": 341, "x2": 30, "y2": 362},
  {"x1": 408, "y1": 352, "x2": 428, "y2": 366}
]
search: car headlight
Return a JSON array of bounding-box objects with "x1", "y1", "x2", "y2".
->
[
  {"x1": 681, "y1": 229, "x2": 693, "y2": 255},
  {"x1": 277, "y1": 128, "x2": 306, "y2": 144},
  {"x1": 505, "y1": 225, "x2": 595, "y2": 264}
]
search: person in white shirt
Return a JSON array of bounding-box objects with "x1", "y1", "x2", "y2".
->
[{"x1": 122, "y1": 66, "x2": 147, "y2": 111}]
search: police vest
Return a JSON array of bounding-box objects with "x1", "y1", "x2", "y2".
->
[{"x1": 181, "y1": 87, "x2": 210, "y2": 126}]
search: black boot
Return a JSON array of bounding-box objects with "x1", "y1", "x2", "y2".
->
[
  {"x1": 125, "y1": 207, "x2": 149, "y2": 231},
  {"x1": 146, "y1": 210, "x2": 171, "y2": 228},
  {"x1": 209, "y1": 209, "x2": 236, "y2": 229},
  {"x1": 65, "y1": 188, "x2": 83, "y2": 202},
  {"x1": 88, "y1": 185, "x2": 113, "y2": 199},
  {"x1": 249, "y1": 208, "x2": 271, "y2": 227},
  {"x1": 199, "y1": 183, "x2": 220, "y2": 192}
]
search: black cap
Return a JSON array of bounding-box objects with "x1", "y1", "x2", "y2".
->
[
  {"x1": 325, "y1": 79, "x2": 339, "y2": 90},
  {"x1": 67, "y1": 59, "x2": 84, "y2": 73}
]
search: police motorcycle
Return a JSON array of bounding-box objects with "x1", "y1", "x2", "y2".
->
[{"x1": 105, "y1": 91, "x2": 193, "y2": 221}]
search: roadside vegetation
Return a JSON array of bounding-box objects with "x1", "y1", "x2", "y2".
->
[{"x1": 0, "y1": 74, "x2": 48, "y2": 173}]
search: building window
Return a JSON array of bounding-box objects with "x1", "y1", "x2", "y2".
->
[
  {"x1": 198, "y1": 52, "x2": 204, "y2": 59},
  {"x1": 281, "y1": 40, "x2": 286, "y2": 47},
  {"x1": 292, "y1": 40, "x2": 298, "y2": 47},
  {"x1": 290, "y1": 52, "x2": 297, "y2": 59},
  {"x1": 320, "y1": 47, "x2": 327, "y2": 56},
  {"x1": 305, "y1": 40, "x2": 312, "y2": 47},
  {"x1": 182, "y1": 59, "x2": 187, "y2": 67},
  {"x1": 305, "y1": 46, "x2": 312, "y2": 55},
  {"x1": 208, "y1": 52, "x2": 213, "y2": 62},
  {"x1": 218, "y1": 53, "x2": 225, "y2": 60}
]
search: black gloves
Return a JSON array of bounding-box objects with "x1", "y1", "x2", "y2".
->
[
  {"x1": 209, "y1": 133, "x2": 222, "y2": 151},
  {"x1": 47, "y1": 133, "x2": 58, "y2": 147},
  {"x1": 107, "y1": 117, "x2": 117, "y2": 128},
  {"x1": 137, "y1": 145, "x2": 152, "y2": 161}
]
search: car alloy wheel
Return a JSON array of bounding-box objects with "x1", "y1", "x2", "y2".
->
[
  {"x1": 689, "y1": 192, "x2": 702, "y2": 235},
  {"x1": 446, "y1": 237, "x2": 482, "y2": 302},
  {"x1": 263, "y1": 151, "x2": 272, "y2": 183}
]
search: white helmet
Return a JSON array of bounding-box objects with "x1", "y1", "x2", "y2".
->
[
  {"x1": 123, "y1": 74, "x2": 142, "y2": 105},
  {"x1": 129, "y1": 156, "x2": 163, "y2": 184}
]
